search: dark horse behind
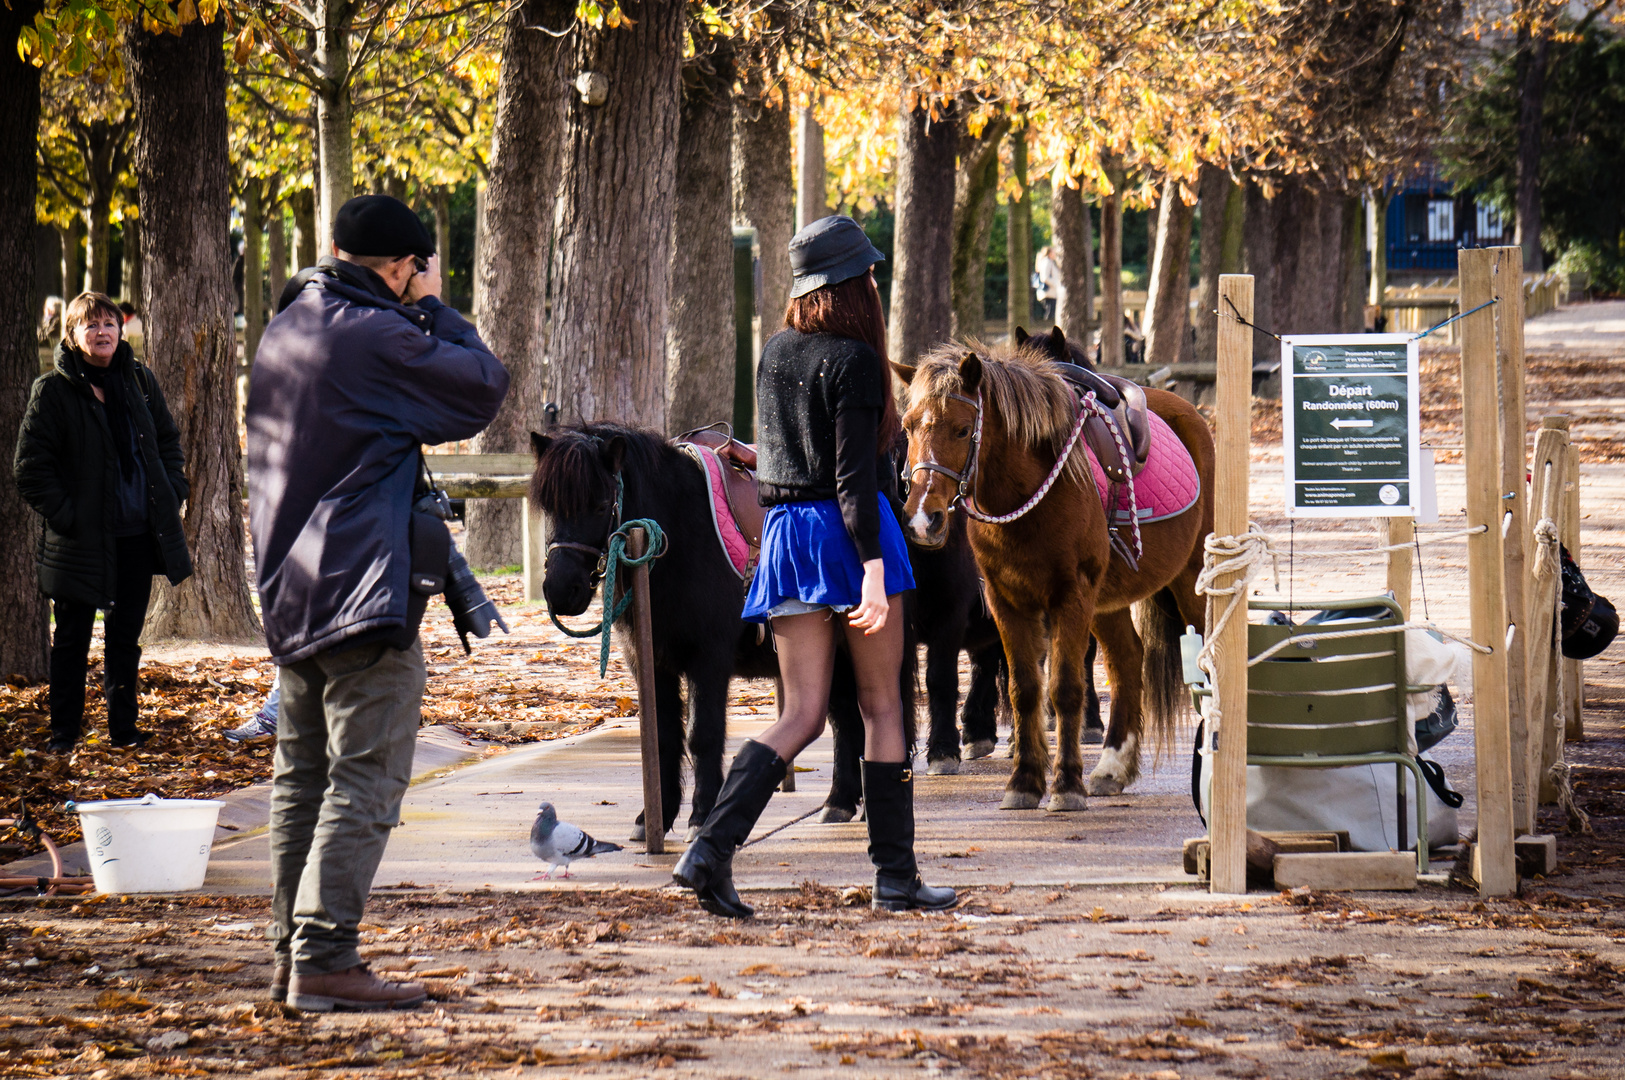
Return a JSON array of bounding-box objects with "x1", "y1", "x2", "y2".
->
[{"x1": 528, "y1": 423, "x2": 915, "y2": 839}]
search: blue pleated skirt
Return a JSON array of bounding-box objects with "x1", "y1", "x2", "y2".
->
[{"x1": 742, "y1": 496, "x2": 915, "y2": 623}]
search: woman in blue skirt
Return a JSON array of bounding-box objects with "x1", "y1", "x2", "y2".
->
[{"x1": 673, "y1": 216, "x2": 955, "y2": 918}]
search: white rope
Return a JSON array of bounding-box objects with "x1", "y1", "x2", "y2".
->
[
  {"x1": 1192, "y1": 524, "x2": 1281, "y2": 734},
  {"x1": 1262, "y1": 524, "x2": 1488, "y2": 561},
  {"x1": 1246, "y1": 620, "x2": 1492, "y2": 666}
]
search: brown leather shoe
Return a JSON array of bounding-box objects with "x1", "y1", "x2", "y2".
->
[
  {"x1": 270, "y1": 959, "x2": 290, "y2": 1002},
  {"x1": 288, "y1": 963, "x2": 426, "y2": 1012}
]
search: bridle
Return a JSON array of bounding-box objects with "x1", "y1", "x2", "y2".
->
[
  {"x1": 545, "y1": 469, "x2": 624, "y2": 588},
  {"x1": 907, "y1": 386, "x2": 1099, "y2": 528}
]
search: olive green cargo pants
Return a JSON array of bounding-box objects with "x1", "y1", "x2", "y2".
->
[{"x1": 269, "y1": 639, "x2": 425, "y2": 974}]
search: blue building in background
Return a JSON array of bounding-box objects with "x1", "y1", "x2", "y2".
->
[{"x1": 1385, "y1": 164, "x2": 1511, "y2": 277}]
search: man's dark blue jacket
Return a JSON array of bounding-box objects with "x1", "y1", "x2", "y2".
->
[{"x1": 247, "y1": 258, "x2": 510, "y2": 665}]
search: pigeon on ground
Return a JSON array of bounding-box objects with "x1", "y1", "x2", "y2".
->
[{"x1": 529, "y1": 801, "x2": 623, "y2": 879}]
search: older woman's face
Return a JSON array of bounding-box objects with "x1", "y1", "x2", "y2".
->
[{"x1": 74, "y1": 310, "x2": 121, "y2": 366}]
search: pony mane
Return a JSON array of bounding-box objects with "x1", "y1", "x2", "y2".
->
[
  {"x1": 910, "y1": 339, "x2": 1090, "y2": 487},
  {"x1": 528, "y1": 422, "x2": 669, "y2": 517}
]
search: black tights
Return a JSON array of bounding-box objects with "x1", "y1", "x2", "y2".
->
[{"x1": 49, "y1": 535, "x2": 155, "y2": 743}]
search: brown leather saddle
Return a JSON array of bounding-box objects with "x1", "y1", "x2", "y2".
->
[
  {"x1": 1052, "y1": 361, "x2": 1152, "y2": 485},
  {"x1": 674, "y1": 428, "x2": 765, "y2": 549}
]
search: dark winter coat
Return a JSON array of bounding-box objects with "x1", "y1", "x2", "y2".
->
[
  {"x1": 12, "y1": 340, "x2": 193, "y2": 607},
  {"x1": 247, "y1": 257, "x2": 509, "y2": 665}
]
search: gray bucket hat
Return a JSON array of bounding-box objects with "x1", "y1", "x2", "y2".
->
[{"x1": 788, "y1": 215, "x2": 886, "y2": 299}]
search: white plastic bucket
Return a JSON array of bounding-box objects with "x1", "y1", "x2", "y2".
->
[{"x1": 73, "y1": 793, "x2": 223, "y2": 893}]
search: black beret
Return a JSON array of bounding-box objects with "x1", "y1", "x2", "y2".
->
[{"x1": 333, "y1": 195, "x2": 435, "y2": 259}]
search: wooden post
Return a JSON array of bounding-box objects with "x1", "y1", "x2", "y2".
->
[
  {"x1": 522, "y1": 497, "x2": 546, "y2": 604},
  {"x1": 1458, "y1": 249, "x2": 1517, "y2": 896},
  {"x1": 1384, "y1": 517, "x2": 1414, "y2": 619},
  {"x1": 1562, "y1": 442, "x2": 1584, "y2": 741},
  {"x1": 627, "y1": 526, "x2": 664, "y2": 855},
  {"x1": 1490, "y1": 247, "x2": 1534, "y2": 836},
  {"x1": 1526, "y1": 417, "x2": 1570, "y2": 805},
  {"x1": 1209, "y1": 273, "x2": 1253, "y2": 895}
]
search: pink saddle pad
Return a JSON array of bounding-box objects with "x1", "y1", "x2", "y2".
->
[
  {"x1": 682, "y1": 444, "x2": 753, "y2": 580},
  {"x1": 1085, "y1": 408, "x2": 1201, "y2": 524}
]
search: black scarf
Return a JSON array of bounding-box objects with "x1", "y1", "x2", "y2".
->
[{"x1": 82, "y1": 357, "x2": 140, "y2": 484}]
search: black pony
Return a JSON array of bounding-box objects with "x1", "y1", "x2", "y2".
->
[{"x1": 528, "y1": 423, "x2": 908, "y2": 838}]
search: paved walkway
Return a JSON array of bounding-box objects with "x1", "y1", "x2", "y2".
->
[{"x1": 1525, "y1": 298, "x2": 1625, "y2": 353}]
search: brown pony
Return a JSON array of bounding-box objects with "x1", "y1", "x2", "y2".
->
[{"x1": 894, "y1": 340, "x2": 1215, "y2": 809}]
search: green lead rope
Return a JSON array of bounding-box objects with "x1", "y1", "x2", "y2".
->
[{"x1": 549, "y1": 514, "x2": 668, "y2": 678}]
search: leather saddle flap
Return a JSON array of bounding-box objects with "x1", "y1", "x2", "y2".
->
[
  {"x1": 676, "y1": 431, "x2": 764, "y2": 549},
  {"x1": 1052, "y1": 364, "x2": 1152, "y2": 483}
]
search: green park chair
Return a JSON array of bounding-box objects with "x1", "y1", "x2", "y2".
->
[{"x1": 1191, "y1": 596, "x2": 1432, "y2": 872}]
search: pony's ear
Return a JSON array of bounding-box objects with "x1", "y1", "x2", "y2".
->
[
  {"x1": 890, "y1": 361, "x2": 916, "y2": 386},
  {"x1": 1013, "y1": 326, "x2": 1030, "y2": 347},
  {"x1": 958, "y1": 351, "x2": 983, "y2": 393},
  {"x1": 602, "y1": 434, "x2": 628, "y2": 475},
  {"x1": 530, "y1": 431, "x2": 551, "y2": 461},
  {"x1": 1049, "y1": 324, "x2": 1067, "y2": 349}
]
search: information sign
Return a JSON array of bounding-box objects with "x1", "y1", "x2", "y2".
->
[{"x1": 1281, "y1": 335, "x2": 1421, "y2": 517}]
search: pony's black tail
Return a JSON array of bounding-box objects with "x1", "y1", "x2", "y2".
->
[{"x1": 1136, "y1": 587, "x2": 1191, "y2": 759}]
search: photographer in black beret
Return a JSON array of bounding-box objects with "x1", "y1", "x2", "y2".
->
[{"x1": 247, "y1": 194, "x2": 509, "y2": 1012}]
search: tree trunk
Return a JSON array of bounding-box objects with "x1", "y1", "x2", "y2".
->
[
  {"x1": 60, "y1": 217, "x2": 85, "y2": 302},
  {"x1": 290, "y1": 187, "x2": 316, "y2": 272},
  {"x1": 1368, "y1": 191, "x2": 1388, "y2": 311},
  {"x1": 84, "y1": 194, "x2": 113, "y2": 295},
  {"x1": 795, "y1": 104, "x2": 828, "y2": 230},
  {"x1": 887, "y1": 94, "x2": 958, "y2": 368},
  {"x1": 1242, "y1": 179, "x2": 1277, "y2": 369},
  {"x1": 542, "y1": 0, "x2": 684, "y2": 431},
  {"x1": 1337, "y1": 194, "x2": 1364, "y2": 333},
  {"x1": 267, "y1": 200, "x2": 288, "y2": 311},
  {"x1": 314, "y1": 0, "x2": 354, "y2": 255},
  {"x1": 465, "y1": 0, "x2": 571, "y2": 571},
  {"x1": 124, "y1": 14, "x2": 260, "y2": 641},
  {"x1": 666, "y1": 39, "x2": 737, "y2": 436},
  {"x1": 1099, "y1": 165, "x2": 1124, "y2": 367},
  {"x1": 0, "y1": 0, "x2": 50, "y2": 680},
  {"x1": 1262, "y1": 178, "x2": 1347, "y2": 340},
  {"x1": 431, "y1": 187, "x2": 451, "y2": 300},
  {"x1": 1143, "y1": 178, "x2": 1193, "y2": 368},
  {"x1": 1514, "y1": 28, "x2": 1549, "y2": 273},
  {"x1": 1195, "y1": 165, "x2": 1240, "y2": 365},
  {"x1": 950, "y1": 116, "x2": 1005, "y2": 341},
  {"x1": 1005, "y1": 129, "x2": 1032, "y2": 339},
  {"x1": 121, "y1": 214, "x2": 142, "y2": 309},
  {"x1": 731, "y1": 83, "x2": 794, "y2": 337},
  {"x1": 1051, "y1": 179, "x2": 1092, "y2": 341},
  {"x1": 243, "y1": 181, "x2": 264, "y2": 367}
]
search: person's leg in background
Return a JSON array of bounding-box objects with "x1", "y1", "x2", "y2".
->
[
  {"x1": 101, "y1": 535, "x2": 155, "y2": 746},
  {"x1": 47, "y1": 598, "x2": 96, "y2": 751},
  {"x1": 268, "y1": 655, "x2": 328, "y2": 1002}
]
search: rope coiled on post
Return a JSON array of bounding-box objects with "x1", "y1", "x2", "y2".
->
[{"x1": 550, "y1": 518, "x2": 668, "y2": 678}]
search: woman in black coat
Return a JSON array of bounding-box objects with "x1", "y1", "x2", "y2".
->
[{"x1": 13, "y1": 292, "x2": 193, "y2": 752}]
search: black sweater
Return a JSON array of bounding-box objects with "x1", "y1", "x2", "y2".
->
[{"x1": 755, "y1": 330, "x2": 887, "y2": 562}]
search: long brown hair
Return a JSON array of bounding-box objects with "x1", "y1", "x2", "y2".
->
[{"x1": 784, "y1": 270, "x2": 901, "y2": 453}]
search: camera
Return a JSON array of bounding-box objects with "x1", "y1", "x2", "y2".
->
[{"x1": 413, "y1": 490, "x2": 510, "y2": 653}]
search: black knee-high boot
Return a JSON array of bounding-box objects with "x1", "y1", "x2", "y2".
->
[
  {"x1": 672, "y1": 740, "x2": 787, "y2": 919},
  {"x1": 863, "y1": 760, "x2": 957, "y2": 912}
]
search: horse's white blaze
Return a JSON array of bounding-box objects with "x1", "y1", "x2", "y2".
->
[{"x1": 909, "y1": 507, "x2": 933, "y2": 536}]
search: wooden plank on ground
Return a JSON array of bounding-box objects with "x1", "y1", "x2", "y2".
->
[
  {"x1": 1458, "y1": 248, "x2": 1517, "y2": 897},
  {"x1": 1208, "y1": 274, "x2": 1254, "y2": 896},
  {"x1": 1272, "y1": 852, "x2": 1417, "y2": 891}
]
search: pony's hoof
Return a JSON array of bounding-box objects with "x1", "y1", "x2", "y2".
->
[
  {"x1": 1082, "y1": 727, "x2": 1104, "y2": 746},
  {"x1": 1000, "y1": 790, "x2": 1043, "y2": 810},
  {"x1": 684, "y1": 825, "x2": 701, "y2": 844},
  {"x1": 1046, "y1": 791, "x2": 1089, "y2": 812},
  {"x1": 1086, "y1": 774, "x2": 1126, "y2": 796},
  {"x1": 629, "y1": 823, "x2": 646, "y2": 842},
  {"x1": 963, "y1": 739, "x2": 997, "y2": 760},
  {"x1": 816, "y1": 805, "x2": 857, "y2": 824},
  {"x1": 995, "y1": 742, "x2": 1015, "y2": 759},
  {"x1": 927, "y1": 757, "x2": 960, "y2": 776}
]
